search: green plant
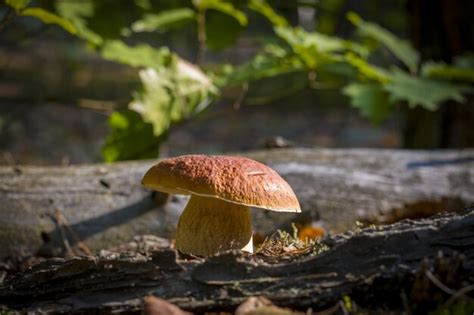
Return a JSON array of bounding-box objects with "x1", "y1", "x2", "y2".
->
[
  {"x1": 3, "y1": 0, "x2": 76, "y2": 33},
  {"x1": 3, "y1": 0, "x2": 473, "y2": 161}
]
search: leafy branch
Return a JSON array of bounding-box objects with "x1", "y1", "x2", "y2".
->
[
  {"x1": 4, "y1": 0, "x2": 76, "y2": 34},
  {"x1": 7, "y1": 0, "x2": 472, "y2": 161}
]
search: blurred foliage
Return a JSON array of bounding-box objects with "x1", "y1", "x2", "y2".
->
[
  {"x1": 5, "y1": 0, "x2": 76, "y2": 34},
  {"x1": 2, "y1": 0, "x2": 473, "y2": 161},
  {"x1": 430, "y1": 299, "x2": 474, "y2": 315},
  {"x1": 129, "y1": 61, "x2": 217, "y2": 138},
  {"x1": 422, "y1": 54, "x2": 474, "y2": 82},
  {"x1": 384, "y1": 68, "x2": 469, "y2": 110},
  {"x1": 100, "y1": 40, "x2": 173, "y2": 69},
  {"x1": 102, "y1": 110, "x2": 159, "y2": 162},
  {"x1": 130, "y1": 8, "x2": 195, "y2": 33},
  {"x1": 342, "y1": 83, "x2": 391, "y2": 124},
  {"x1": 347, "y1": 12, "x2": 419, "y2": 73}
]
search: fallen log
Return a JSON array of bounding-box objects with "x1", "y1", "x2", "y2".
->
[
  {"x1": 0, "y1": 148, "x2": 473, "y2": 259},
  {"x1": 1, "y1": 209, "x2": 473, "y2": 313}
]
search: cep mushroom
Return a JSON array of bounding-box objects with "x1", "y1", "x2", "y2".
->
[{"x1": 142, "y1": 155, "x2": 301, "y2": 256}]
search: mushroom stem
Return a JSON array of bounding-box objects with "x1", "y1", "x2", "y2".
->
[{"x1": 175, "y1": 195, "x2": 253, "y2": 256}]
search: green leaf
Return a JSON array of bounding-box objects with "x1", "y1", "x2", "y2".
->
[
  {"x1": 347, "y1": 12, "x2": 419, "y2": 73},
  {"x1": 421, "y1": 61, "x2": 474, "y2": 83},
  {"x1": 102, "y1": 109, "x2": 161, "y2": 162},
  {"x1": 384, "y1": 68, "x2": 469, "y2": 110},
  {"x1": 276, "y1": 26, "x2": 366, "y2": 55},
  {"x1": 84, "y1": 0, "x2": 144, "y2": 40},
  {"x1": 131, "y1": 8, "x2": 195, "y2": 33},
  {"x1": 55, "y1": 0, "x2": 102, "y2": 45},
  {"x1": 5, "y1": 0, "x2": 30, "y2": 11},
  {"x1": 275, "y1": 26, "x2": 368, "y2": 68},
  {"x1": 129, "y1": 60, "x2": 218, "y2": 137},
  {"x1": 315, "y1": 0, "x2": 345, "y2": 34},
  {"x1": 220, "y1": 51, "x2": 304, "y2": 86},
  {"x1": 248, "y1": 0, "x2": 287, "y2": 26},
  {"x1": 101, "y1": 40, "x2": 173, "y2": 69},
  {"x1": 343, "y1": 83, "x2": 392, "y2": 124},
  {"x1": 21, "y1": 7, "x2": 77, "y2": 34},
  {"x1": 345, "y1": 52, "x2": 390, "y2": 83},
  {"x1": 195, "y1": 0, "x2": 247, "y2": 26},
  {"x1": 135, "y1": 0, "x2": 152, "y2": 10},
  {"x1": 205, "y1": 11, "x2": 243, "y2": 51}
]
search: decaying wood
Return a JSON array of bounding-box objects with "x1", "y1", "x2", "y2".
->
[
  {"x1": 0, "y1": 148, "x2": 473, "y2": 259},
  {"x1": 1, "y1": 209, "x2": 473, "y2": 313}
]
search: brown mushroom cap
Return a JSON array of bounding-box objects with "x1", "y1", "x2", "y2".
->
[{"x1": 142, "y1": 155, "x2": 301, "y2": 212}]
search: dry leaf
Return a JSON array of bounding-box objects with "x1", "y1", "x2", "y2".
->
[
  {"x1": 235, "y1": 296, "x2": 303, "y2": 315},
  {"x1": 143, "y1": 296, "x2": 191, "y2": 315}
]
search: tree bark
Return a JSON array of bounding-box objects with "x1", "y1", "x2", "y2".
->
[
  {"x1": 0, "y1": 148, "x2": 473, "y2": 259},
  {"x1": 1, "y1": 209, "x2": 473, "y2": 313}
]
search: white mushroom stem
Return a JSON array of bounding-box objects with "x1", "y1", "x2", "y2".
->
[{"x1": 175, "y1": 195, "x2": 253, "y2": 256}]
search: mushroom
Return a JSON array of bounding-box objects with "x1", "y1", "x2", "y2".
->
[{"x1": 142, "y1": 155, "x2": 301, "y2": 256}]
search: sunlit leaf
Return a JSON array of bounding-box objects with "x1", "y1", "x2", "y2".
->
[
  {"x1": 343, "y1": 83, "x2": 392, "y2": 124},
  {"x1": 421, "y1": 61, "x2": 474, "y2": 82},
  {"x1": 134, "y1": 0, "x2": 152, "y2": 10},
  {"x1": 101, "y1": 40, "x2": 172, "y2": 69},
  {"x1": 275, "y1": 26, "x2": 367, "y2": 68},
  {"x1": 21, "y1": 7, "x2": 77, "y2": 34},
  {"x1": 276, "y1": 26, "x2": 366, "y2": 54},
  {"x1": 194, "y1": 0, "x2": 247, "y2": 26},
  {"x1": 384, "y1": 68, "x2": 469, "y2": 110},
  {"x1": 345, "y1": 53, "x2": 390, "y2": 83},
  {"x1": 347, "y1": 12, "x2": 419, "y2": 73},
  {"x1": 131, "y1": 8, "x2": 195, "y2": 33},
  {"x1": 56, "y1": 0, "x2": 102, "y2": 45},
  {"x1": 102, "y1": 110, "x2": 160, "y2": 162},
  {"x1": 248, "y1": 0, "x2": 287, "y2": 26},
  {"x1": 220, "y1": 51, "x2": 304, "y2": 86},
  {"x1": 318, "y1": 62, "x2": 359, "y2": 81},
  {"x1": 129, "y1": 60, "x2": 218, "y2": 137},
  {"x1": 5, "y1": 0, "x2": 30, "y2": 11}
]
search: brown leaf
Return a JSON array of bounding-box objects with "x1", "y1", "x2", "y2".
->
[
  {"x1": 235, "y1": 296, "x2": 304, "y2": 315},
  {"x1": 297, "y1": 226, "x2": 326, "y2": 241},
  {"x1": 143, "y1": 296, "x2": 191, "y2": 315}
]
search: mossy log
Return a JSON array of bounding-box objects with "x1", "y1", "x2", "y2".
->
[
  {"x1": 0, "y1": 148, "x2": 473, "y2": 259},
  {"x1": 0, "y1": 209, "x2": 473, "y2": 313}
]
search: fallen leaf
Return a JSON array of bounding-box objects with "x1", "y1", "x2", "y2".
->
[
  {"x1": 297, "y1": 226, "x2": 326, "y2": 241},
  {"x1": 143, "y1": 296, "x2": 191, "y2": 315},
  {"x1": 235, "y1": 296, "x2": 303, "y2": 315}
]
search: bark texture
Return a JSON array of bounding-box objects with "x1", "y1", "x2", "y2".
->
[
  {"x1": 0, "y1": 209, "x2": 473, "y2": 313},
  {"x1": 0, "y1": 148, "x2": 473, "y2": 259}
]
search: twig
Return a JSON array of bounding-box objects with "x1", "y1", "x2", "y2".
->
[
  {"x1": 444, "y1": 284, "x2": 474, "y2": 306},
  {"x1": 54, "y1": 208, "x2": 92, "y2": 256},
  {"x1": 78, "y1": 99, "x2": 117, "y2": 114},
  {"x1": 54, "y1": 208, "x2": 75, "y2": 257},
  {"x1": 425, "y1": 270, "x2": 457, "y2": 295},
  {"x1": 338, "y1": 300, "x2": 349, "y2": 315},
  {"x1": 308, "y1": 70, "x2": 317, "y2": 89},
  {"x1": 233, "y1": 83, "x2": 248, "y2": 109}
]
